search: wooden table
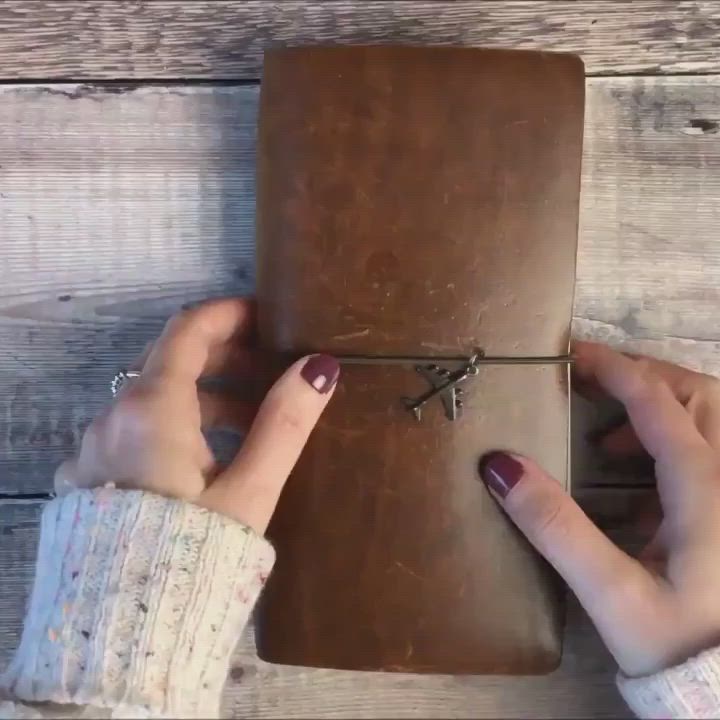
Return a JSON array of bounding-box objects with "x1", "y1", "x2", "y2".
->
[{"x1": 1, "y1": 2, "x2": 719, "y2": 716}]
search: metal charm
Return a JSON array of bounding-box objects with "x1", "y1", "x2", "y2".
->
[
  {"x1": 325, "y1": 350, "x2": 572, "y2": 423},
  {"x1": 402, "y1": 351, "x2": 482, "y2": 421},
  {"x1": 110, "y1": 369, "x2": 141, "y2": 398}
]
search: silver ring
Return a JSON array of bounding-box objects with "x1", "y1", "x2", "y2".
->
[{"x1": 111, "y1": 369, "x2": 141, "y2": 397}]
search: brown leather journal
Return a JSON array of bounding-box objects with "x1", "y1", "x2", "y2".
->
[{"x1": 256, "y1": 46, "x2": 584, "y2": 674}]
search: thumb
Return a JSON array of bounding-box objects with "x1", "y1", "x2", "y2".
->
[{"x1": 479, "y1": 452, "x2": 654, "y2": 632}]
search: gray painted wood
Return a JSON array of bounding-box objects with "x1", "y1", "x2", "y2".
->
[
  {"x1": 0, "y1": 1, "x2": 719, "y2": 79},
  {"x1": 2, "y1": 78, "x2": 720, "y2": 493},
  {"x1": 0, "y1": 493, "x2": 643, "y2": 717},
  {"x1": 0, "y1": 501, "x2": 43, "y2": 666}
]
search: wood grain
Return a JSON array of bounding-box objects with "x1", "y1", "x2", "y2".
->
[
  {"x1": 0, "y1": 84, "x2": 259, "y2": 492},
  {"x1": 2, "y1": 77, "x2": 720, "y2": 493},
  {"x1": 1, "y1": 1, "x2": 720, "y2": 79},
  {"x1": 0, "y1": 492, "x2": 643, "y2": 718},
  {"x1": 0, "y1": 501, "x2": 43, "y2": 665}
]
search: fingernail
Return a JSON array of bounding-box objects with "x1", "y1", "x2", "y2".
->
[
  {"x1": 300, "y1": 354, "x2": 340, "y2": 394},
  {"x1": 478, "y1": 452, "x2": 524, "y2": 499}
]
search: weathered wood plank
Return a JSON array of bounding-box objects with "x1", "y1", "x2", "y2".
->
[
  {"x1": 222, "y1": 643, "x2": 626, "y2": 719},
  {"x1": 0, "y1": 501, "x2": 43, "y2": 665},
  {"x1": 0, "y1": 494, "x2": 644, "y2": 717},
  {"x1": 0, "y1": 84, "x2": 259, "y2": 492},
  {"x1": 576, "y1": 74, "x2": 720, "y2": 355},
  {"x1": 0, "y1": 1, "x2": 719, "y2": 79},
  {"x1": 2, "y1": 76, "x2": 719, "y2": 492}
]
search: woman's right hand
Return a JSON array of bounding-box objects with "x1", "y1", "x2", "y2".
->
[{"x1": 479, "y1": 341, "x2": 720, "y2": 678}]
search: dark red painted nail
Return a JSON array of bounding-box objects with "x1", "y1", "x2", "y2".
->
[
  {"x1": 478, "y1": 452, "x2": 524, "y2": 499},
  {"x1": 300, "y1": 355, "x2": 340, "y2": 394}
]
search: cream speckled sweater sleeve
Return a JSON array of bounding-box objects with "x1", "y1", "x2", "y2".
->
[
  {"x1": 618, "y1": 651, "x2": 720, "y2": 718},
  {"x1": 0, "y1": 489, "x2": 274, "y2": 719}
]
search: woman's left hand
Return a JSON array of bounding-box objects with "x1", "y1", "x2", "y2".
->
[{"x1": 54, "y1": 298, "x2": 339, "y2": 533}]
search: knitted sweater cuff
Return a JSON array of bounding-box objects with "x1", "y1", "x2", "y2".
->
[
  {"x1": 0, "y1": 489, "x2": 275, "y2": 718},
  {"x1": 618, "y1": 647, "x2": 720, "y2": 719}
]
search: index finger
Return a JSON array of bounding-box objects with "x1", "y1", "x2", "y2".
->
[
  {"x1": 143, "y1": 298, "x2": 255, "y2": 382},
  {"x1": 573, "y1": 342, "x2": 709, "y2": 468}
]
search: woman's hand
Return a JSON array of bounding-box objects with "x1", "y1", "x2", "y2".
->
[
  {"x1": 55, "y1": 298, "x2": 339, "y2": 534},
  {"x1": 480, "y1": 341, "x2": 720, "y2": 678}
]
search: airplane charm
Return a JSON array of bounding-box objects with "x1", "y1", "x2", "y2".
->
[
  {"x1": 401, "y1": 350, "x2": 482, "y2": 421},
  {"x1": 334, "y1": 347, "x2": 570, "y2": 422}
]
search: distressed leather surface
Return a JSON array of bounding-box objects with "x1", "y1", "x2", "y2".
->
[{"x1": 256, "y1": 46, "x2": 584, "y2": 674}]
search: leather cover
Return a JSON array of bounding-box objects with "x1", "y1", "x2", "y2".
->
[{"x1": 256, "y1": 46, "x2": 584, "y2": 674}]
